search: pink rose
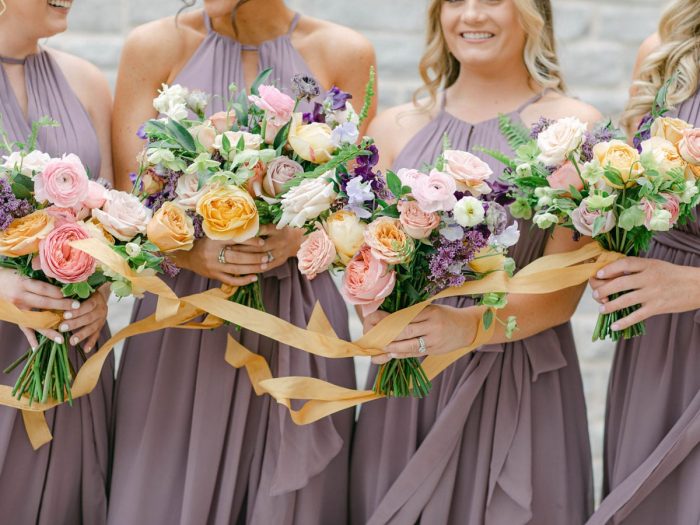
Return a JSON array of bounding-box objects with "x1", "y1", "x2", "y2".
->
[
  {"x1": 189, "y1": 124, "x2": 217, "y2": 153},
  {"x1": 35, "y1": 154, "x2": 90, "y2": 208},
  {"x1": 83, "y1": 180, "x2": 108, "y2": 209},
  {"x1": 660, "y1": 193, "x2": 680, "y2": 224},
  {"x1": 397, "y1": 200, "x2": 440, "y2": 239},
  {"x1": 396, "y1": 168, "x2": 424, "y2": 190},
  {"x1": 297, "y1": 229, "x2": 336, "y2": 280},
  {"x1": 249, "y1": 85, "x2": 295, "y2": 126},
  {"x1": 92, "y1": 189, "x2": 153, "y2": 241},
  {"x1": 443, "y1": 150, "x2": 493, "y2": 196},
  {"x1": 547, "y1": 161, "x2": 584, "y2": 193},
  {"x1": 263, "y1": 157, "x2": 304, "y2": 197},
  {"x1": 39, "y1": 222, "x2": 96, "y2": 284},
  {"x1": 341, "y1": 245, "x2": 396, "y2": 316},
  {"x1": 175, "y1": 172, "x2": 208, "y2": 210},
  {"x1": 678, "y1": 128, "x2": 700, "y2": 165},
  {"x1": 207, "y1": 111, "x2": 236, "y2": 133},
  {"x1": 244, "y1": 161, "x2": 267, "y2": 199},
  {"x1": 571, "y1": 202, "x2": 615, "y2": 237},
  {"x1": 411, "y1": 169, "x2": 457, "y2": 212}
]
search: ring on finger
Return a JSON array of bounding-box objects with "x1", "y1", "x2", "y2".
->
[
  {"x1": 266, "y1": 250, "x2": 275, "y2": 263},
  {"x1": 218, "y1": 247, "x2": 227, "y2": 265},
  {"x1": 417, "y1": 336, "x2": 427, "y2": 354}
]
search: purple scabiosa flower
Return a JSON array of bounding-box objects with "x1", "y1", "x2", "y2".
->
[
  {"x1": 160, "y1": 256, "x2": 181, "y2": 277},
  {"x1": 292, "y1": 74, "x2": 321, "y2": 103},
  {"x1": 427, "y1": 229, "x2": 488, "y2": 293},
  {"x1": 325, "y1": 86, "x2": 352, "y2": 111},
  {"x1": 530, "y1": 117, "x2": 554, "y2": 138},
  {"x1": 0, "y1": 178, "x2": 33, "y2": 231}
]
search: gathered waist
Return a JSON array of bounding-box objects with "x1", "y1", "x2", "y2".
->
[{"x1": 650, "y1": 228, "x2": 700, "y2": 258}]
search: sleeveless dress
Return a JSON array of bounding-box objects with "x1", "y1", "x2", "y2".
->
[
  {"x1": 108, "y1": 14, "x2": 355, "y2": 525},
  {"x1": 0, "y1": 51, "x2": 113, "y2": 525},
  {"x1": 350, "y1": 94, "x2": 594, "y2": 525},
  {"x1": 586, "y1": 91, "x2": 700, "y2": 524}
]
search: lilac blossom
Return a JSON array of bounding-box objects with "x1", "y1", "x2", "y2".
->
[
  {"x1": 530, "y1": 117, "x2": 554, "y2": 138},
  {"x1": 633, "y1": 114, "x2": 653, "y2": 152},
  {"x1": 144, "y1": 169, "x2": 181, "y2": 212},
  {"x1": 581, "y1": 125, "x2": 616, "y2": 162},
  {"x1": 160, "y1": 256, "x2": 181, "y2": 277},
  {"x1": 427, "y1": 229, "x2": 488, "y2": 293},
  {"x1": 0, "y1": 178, "x2": 33, "y2": 231},
  {"x1": 185, "y1": 210, "x2": 205, "y2": 239}
]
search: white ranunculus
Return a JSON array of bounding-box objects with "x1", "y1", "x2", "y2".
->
[
  {"x1": 2, "y1": 150, "x2": 52, "y2": 177},
  {"x1": 453, "y1": 196, "x2": 485, "y2": 227},
  {"x1": 277, "y1": 176, "x2": 337, "y2": 229},
  {"x1": 536, "y1": 117, "x2": 588, "y2": 167}
]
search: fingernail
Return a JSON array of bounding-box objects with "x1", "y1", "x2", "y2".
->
[
  {"x1": 72, "y1": 301, "x2": 80, "y2": 310},
  {"x1": 260, "y1": 264, "x2": 268, "y2": 271},
  {"x1": 596, "y1": 271, "x2": 604, "y2": 279},
  {"x1": 63, "y1": 312, "x2": 73, "y2": 320},
  {"x1": 261, "y1": 256, "x2": 269, "y2": 263},
  {"x1": 592, "y1": 290, "x2": 599, "y2": 299},
  {"x1": 611, "y1": 323, "x2": 620, "y2": 331},
  {"x1": 258, "y1": 239, "x2": 265, "y2": 246},
  {"x1": 70, "y1": 336, "x2": 79, "y2": 345},
  {"x1": 599, "y1": 305, "x2": 606, "y2": 313},
  {"x1": 59, "y1": 323, "x2": 69, "y2": 332},
  {"x1": 251, "y1": 276, "x2": 258, "y2": 282},
  {"x1": 85, "y1": 346, "x2": 92, "y2": 353},
  {"x1": 54, "y1": 336, "x2": 63, "y2": 344}
]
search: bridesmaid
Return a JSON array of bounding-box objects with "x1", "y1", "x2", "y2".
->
[
  {"x1": 587, "y1": 2, "x2": 700, "y2": 523},
  {"x1": 0, "y1": 0, "x2": 113, "y2": 523},
  {"x1": 351, "y1": 1, "x2": 601, "y2": 523},
  {"x1": 108, "y1": 1, "x2": 375, "y2": 523}
]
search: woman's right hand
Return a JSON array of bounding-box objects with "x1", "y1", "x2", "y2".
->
[
  {"x1": 0, "y1": 268, "x2": 80, "y2": 348},
  {"x1": 169, "y1": 237, "x2": 263, "y2": 287}
]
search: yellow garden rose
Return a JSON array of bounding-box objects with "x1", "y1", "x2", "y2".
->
[
  {"x1": 640, "y1": 136, "x2": 686, "y2": 176},
  {"x1": 288, "y1": 113, "x2": 336, "y2": 164},
  {"x1": 651, "y1": 117, "x2": 692, "y2": 146},
  {"x1": 364, "y1": 217, "x2": 414, "y2": 264},
  {"x1": 593, "y1": 140, "x2": 644, "y2": 189},
  {"x1": 196, "y1": 185, "x2": 259, "y2": 242},
  {"x1": 325, "y1": 210, "x2": 366, "y2": 264},
  {"x1": 147, "y1": 202, "x2": 195, "y2": 252},
  {"x1": 468, "y1": 246, "x2": 506, "y2": 274},
  {"x1": 0, "y1": 210, "x2": 54, "y2": 257}
]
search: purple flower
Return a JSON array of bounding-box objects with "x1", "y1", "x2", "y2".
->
[
  {"x1": 427, "y1": 229, "x2": 488, "y2": 293},
  {"x1": 136, "y1": 125, "x2": 147, "y2": 140},
  {"x1": 302, "y1": 103, "x2": 325, "y2": 125},
  {"x1": 483, "y1": 180, "x2": 515, "y2": 206},
  {"x1": 187, "y1": 210, "x2": 205, "y2": 239},
  {"x1": 292, "y1": 74, "x2": 321, "y2": 103},
  {"x1": 633, "y1": 114, "x2": 653, "y2": 152},
  {"x1": 0, "y1": 178, "x2": 33, "y2": 231},
  {"x1": 344, "y1": 176, "x2": 374, "y2": 219},
  {"x1": 331, "y1": 122, "x2": 359, "y2": 146},
  {"x1": 530, "y1": 117, "x2": 554, "y2": 138},
  {"x1": 144, "y1": 169, "x2": 181, "y2": 212},
  {"x1": 581, "y1": 125, "x2": 617, "y2": 162},
  {"x1": 160, "y1": 256, "x2": 181, "y2": 277},
  {"x1": 325, "y1": 86, "x2": 352, "y2": 111},
  {"x1": 485, "y1": 202, "x2": 508, "y2": 235}
]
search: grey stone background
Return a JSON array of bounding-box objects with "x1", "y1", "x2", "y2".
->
[{"x1": 48, "y1": 0, "x2": 669, "y2": 499}]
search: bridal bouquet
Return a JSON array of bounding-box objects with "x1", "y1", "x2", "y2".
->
[
  {"x1": 285, "y1": 145, "x2": 518, "y2": 398},
  {"x1": 136, "y1": 68, "x2": 373, "y2": 312},
  {"x1": 494, "y1": 95, "x2": 700, "y2": 341},
  {"x1": 0, "y1": 120, "x2": 164, "y2": 404}
]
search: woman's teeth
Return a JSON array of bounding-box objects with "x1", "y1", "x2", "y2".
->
[
  {"x1": 48, "y1": 0, "x2": 72, "y2": 8},
  {"x1": 461, "y1": 32, "x2": 495, "y2": 40}
]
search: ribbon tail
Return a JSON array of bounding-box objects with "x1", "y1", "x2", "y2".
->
[{"x1": 21, "y1": 410, "x2": 52, "y2": 450}]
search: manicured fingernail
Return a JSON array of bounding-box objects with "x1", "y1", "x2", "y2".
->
[
  {"x1": 611, "y1": 323, "x2": 620, "y2": 331},
  {"x1": 599, "y1": 305, "x2": 606, "y2": 313},
  {"x1": 59, "y1": 323, "x2": 69, "y2": 332},
  {"x1": 70, "y1": 336, "x2": 79, "y2": 345},
  {"x1": 596, "y1": 271, "x2": 604, "y2": 279},
  {"x1": 54, "y1": 336, "x2": 63, "y2": 344},
  {"x1": 72, "y1": 301, "x2": 80, "y2": 310},
  {"x1": 63, "y1": 312, "x2": 73, "y2": 320},
  {"x1": 260, "y1": 264, "x2": 268, "y2": 271},
  {"x1": 85, "y1": 346, "x2": 92, "y2": 353},
  {"x1": 261, "y1": 256, "x2": 269, "y2": 263},
  {"x1": 251, "y1": 276, "x2": 258, "y2": 282},
  {"x1": 258, "y1": 239, "x2": 265, "y2": 246},
  {"x1": 592, "y1": 290, "x2": 599, "y2": 299}
]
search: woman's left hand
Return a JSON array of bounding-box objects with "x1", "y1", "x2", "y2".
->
[
  {"x1": 369, "y1": 305, "x2": 480, "y2": 365},
  {"x1": 224, "y1": 225, "x2": 304, "y2": 273},
  {"x1": 57, "y1": 286, "x2": 110, "y2": 352},
  {"x1": 590, "y1": 256, "x2": 700, "y2": 331}
]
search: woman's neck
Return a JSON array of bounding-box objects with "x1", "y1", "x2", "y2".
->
[
  {"x1": 0, "y1": 22, "x2": 40, "y2": 60},
  {"x1": 209, "y1": 0, "x2": 295, "y2": 45}
]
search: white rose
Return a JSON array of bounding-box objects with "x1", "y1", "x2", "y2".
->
[
  {"x1": 154, "y1": 84, "x2": 190, "y2": 120},
  {"x1": 277, "y1": 175, "x2": 337, "y2": 229},
  {"x1": 536, "y1": 117, "x2": 588, "y2": 167},
  {"x1": 453, "y1": 196, "x2": 485, "y2": 227},
  {"x1": 214, "y1": 131, "x2": 263, "y2": 160},
  {"x1": 533, "y1": 212, "x2": 559, "y2": 229},
  {"x1": 92, "y1": 190, "x2": 153, "y2": 241},
  {"x1": 2, "y1": 150, "x2": 52, "y2": 177}
]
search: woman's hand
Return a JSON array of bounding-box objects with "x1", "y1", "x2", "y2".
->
[
  {"x1": 226, "y1": 225, "x2": 304, "y2": 273},
  {"x1": 56, "y1": 285, "x2": 111, "y2": 352},
  {"x1": 590, "y1": 257, "x2": 700, "y2": 331},
  {"x1": 363, "y1": 305, "x2": 481, "y2": 365}
]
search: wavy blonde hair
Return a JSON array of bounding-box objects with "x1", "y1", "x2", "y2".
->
[
  {"x1": 621, "y1": 0, "x2": 700, "y2": 133},
  {"x1": 414, "y1": 0, "x2": 564, "y2": 111}
]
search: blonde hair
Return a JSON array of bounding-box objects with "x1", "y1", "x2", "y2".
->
[
  {"x1": 0, "y1": 0, "x2": 6, "y2": 17},
  {"x1": 414, "y1": 0, "x2": 565, "y2": 111},
  {"x1": 621, "y1": 0, "x2": 700, "y2": 133}
]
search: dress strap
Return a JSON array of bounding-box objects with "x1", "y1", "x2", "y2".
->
[
  {"x1": 203, "y1": 11, "x2": 213, "y2": 32},
  {"x1": 0, "y1": 55, "x2": 27, "y2": 65},
  {"x1": 286, "y1": 13, "x2": 301, "y2": 36},
  {"x1": 514, "y1": 88, "x2": 550, "y2": 114}
]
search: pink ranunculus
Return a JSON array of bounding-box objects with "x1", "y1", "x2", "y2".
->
[
  {"x1": 443, "y1": 150, "x2": 493, "y2": 196},
  {"x1": 678, "y1": 128, "x2": 700, "y2": 165},
  {"x1": 249, "y1": 85, "x2": 295, "y2": 126},
  {"x1": 547, "y1": 161, "x2": 584, "y2": 193},
  {"x1": 397, "y1": 200, "x2": 440, "y2": 239},
  {"x1": 660, "y1": 193, "x2": 681, "y2": 225},
  {"x1": 411, "y1": 169, "x2": 457, "y2": 212},
  {"x1": 46, "y1": 206, "x2": 79, "y2": 223},
  {"x1": 341, "y1": 245, "x2": 396, "y2": 317},
  {"x1": 34, "y1": 154, "x2": 90, "y2": 208},
  {"x1": 297, "y1": 229, "x2": 336, "y2": 280},
  {"x1": 396, "y1": 168, "x2": 425, "y2": 190},
  {"x1": 83, "y1": 180, "x2": 108, "y2": 209},
  {"x1": 263, "y1": 157, "x2": 304, "y2": 197},
  {"x1": 39, "y1": 221, "x2": 96, "y2": 284},
  {"x1": 92, "y1": 190, "x2": 153, "y2": 241},
  {"x1": 570, "y1": 202, "x2": 615, "y2": 237},
  {"x1": 207, "y1": 111, "x2": 236, "y2": 133}
]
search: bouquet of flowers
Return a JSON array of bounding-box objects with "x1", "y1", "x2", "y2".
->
[
  {"x1": 284, "y1": 144, "x2": 519, "y2": 398},
  {"x1": 493, "y1": 93, "x2": 700, "y2": 341},
  {"x1": 0, "y1": 119, "x2": 165, "y2": 404},
  {"x1": 136, "y1": 68, "x2": 374, "y2": 313}
]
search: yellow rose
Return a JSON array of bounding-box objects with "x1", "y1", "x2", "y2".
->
[
  {"x1": 288, "y1": 113, "x2": 336, "y2": 164},
  {"x1": 0, "y1": 210, "x2": 54, "y2": 257},
  {"x1": 147, "y1": 202, "x2": 195, "y2": 252},
  {"x1": 593, "y1": 140, "x2": 644, "y2": 189},
  {"x1": 468, "y1": 246, "x2": 506, "y2": 274},
  {"x1": 325, "y1": 210, "x2": 366, "y2": 264},
  {"x1": 196, "y1": 185, "x2": 259, "y2": 242},
  {"x1": 651, "y1": 117, "x2": 692, "y2": 146},
  {"x1": 640, "y1": 136, "x2": 686, "y2": 176},
  {"x1": 364, "y1": 217, "x2": 414, "y2": 264}
]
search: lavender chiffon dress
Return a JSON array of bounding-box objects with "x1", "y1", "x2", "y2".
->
[
  {"x1": 586, "y1": 90, "x2": 700, "y2": 525},
  {"x1": 0, "y1": 50, "x2": 113, "y2": 525},
  {"x1": 350, "y1": 94, "x2": 594, "y2": 525},
  {"x1": 108, "y1": 14, "x2": 355, "y2": 525}
]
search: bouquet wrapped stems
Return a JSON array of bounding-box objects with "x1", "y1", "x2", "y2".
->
[{"x1": 230, "y1": 279, "x2": 265, "y2": 312}]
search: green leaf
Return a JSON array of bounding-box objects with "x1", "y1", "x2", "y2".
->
[
  {"x1": 591, "y1": 215, "x2": 606, "y2": 238},
  {"x1": 272, "y1": 120, "x2": 292, "y2": 149},
  {"x1": 165, "y1": 120, "x2": 196, "y2": 151},
  {"x1": 482, "y1": 309, "x2": 494, "y2": 330},
  {"x1": 603, "y1": 168, "x2": 625, "y2": 187},
  {"x1": 377, "y1": 204, "x2": 400, "y2": 219},
  {"x1": 250, "y1": 68, "x2": 273, "y2": 96},
  {"x1": 568, "y1": 184, "x2": 582, "y2": 201},
  {"x1": 386, "y1": 171, "x2": 404, "y2": 197},
  {"x1": 61, "y1": 282, "x2": 94, "y2": 300},
  {"x1": 476, "y1": 146, "x2": 516, "y2": 170}
]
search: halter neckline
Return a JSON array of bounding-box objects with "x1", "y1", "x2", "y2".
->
[
  {"x1": 440, "y1": 89, "x2": 550, "y2": 126},
  {"x1": 0, "y1": 55, "x2": 28, "y2": 65},
  {"x1": 203, "y1": 11, "x2": 301, "y2": 51}
]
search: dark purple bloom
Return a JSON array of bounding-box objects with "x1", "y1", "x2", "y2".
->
[
  {"x1": 325, "y1": 86, "x2": 352, "y2": 111},
  {"x1": 302, "y1": 103, "x2": 325, "y2": 125},
  {"x1": 427, "y1": 229, "x2": 488, "y2": 293},
  {"x1": 160, "y1": 256, "x2": 181, "y2": 277},
  {"x1": 530, "y1": 117, "x2": 554, "y2": 138},
  {"x1": 0, "y1": 178, "x2": 33, "y2": 231},
  {"x1": 144, "y1": 169, "x2": 181, "y2": 212},
  {"x1": 129, "y1": 172, "x2": 138, "y2": 185},
  {"x1": 633, "y1": 114, "x2": 653, "y2": 152},
  {"x1": 291, "y1": 74, "x2": 321, "y2": 103},
  {"x1": 483, "y1": 179, "x2": 515, "y2": 206},
  {"x1": 187, "y1": 210, "x2": 205, "y2": 239},
  {"x1": 337, "y1": 144, "x2": 391, "y2": 206}
]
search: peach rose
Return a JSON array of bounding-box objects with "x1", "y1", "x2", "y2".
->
[
  {"x1": 196, "y1": 185, "x2": 259, "y2": 242},
  {"x1": 207, "y1": 111, "x2": 236, "y2": 133},
  {"x1": 189, "y1": 124, "x2": 217, "y2": 153},
  {"x1": 325, "y1": 210, "x2": 366, "y2": 264},
  {"x1": 443, "y1": 150, "x2": 493, "y2": 196},
  {"x1": 147, "y1": 202, "x2": 195, "y2": 253},
  {"x1": 593, "y1": 140, "x2": 644, "y2": 189},
  {"x1": 651, "y1": 117, "x2": 692, "y2": 145},
  {"x1": 83, "y1": 181, "x2": 109, "y2": 209},
  {"x1": 34, "y1": 154, "x2": 90, "y2": 208},
  {"x1": 341, "y1": 245, "x2": 396, "y2": 316},
  {"x1": 263, "y1": 157, "x2": 304, "y2": 197},
  {"x1": 244, "y1": 160, "x2": 267, "y2": 198},
  {"x1": 0, "y1": 210, "x2": 54, "y2": 257},
  {"x1": 38, "y1": 221, "x2": 96, "y2": 284},
  {"x1": 547, "y1": 161, "x2": 584, "y2": 192},
  {"x1": 288, "y1": 113, "x2": 336, "y2": 164},
  {"x1": 297, "y1": 229, "x2": 336, "y2": 280},
  {"x1": 364, "y1": 217, "x2": 414, "y2": 264},
  {"x1": 678, "y1": 128, "x2": 700, "y2": 165},
  {"x1": 397, "y1": 200, "x2": 440, "y2": 240},
  {"x1": 92, "y1": 190, "x2": 153, "y2": 241}
]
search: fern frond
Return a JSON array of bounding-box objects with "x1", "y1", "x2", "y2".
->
[
  {"x1": 475, "y1": 146, "x2": 516, "y2": 170},
  {"x1": 498, "y1": 114, "x2": 531, "y2": 150}
]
